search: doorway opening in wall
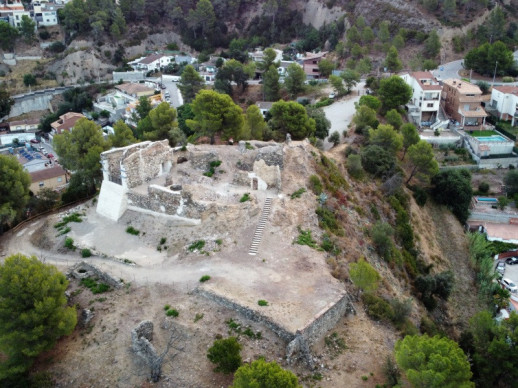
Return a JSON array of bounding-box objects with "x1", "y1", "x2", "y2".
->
[{"x1": 252, "y1": 178, "x2": 258, "y2": 190}]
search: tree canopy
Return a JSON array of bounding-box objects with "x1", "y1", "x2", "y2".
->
[
  {"x1": 231, "y1": 358, "x2": 301, "y2": 388},
  {"x1": 187, "y1": 90, "x2": 244, "y2": 143},
  {"x1": 284, "y1": 63, "x2": 306, "y2": 98},
  {"x1": 53, "y1": 118, "x2": 109, "y2": 192},
  {"x1": 431, "y1": 169, "x2": 472, "y2": 223},
  {"x1": 395, "y1": 335, "x2": 474, "y2": 388},
  {"x1": 109, "y1": 120, "x2": 136, "y2": 148},
  {"x1": 179, "y1": 65, "x2": 204, "y2": 103},
  {"x1": 504, "y1": 169, "x2": 518, "y2": 195},
  {"x1": 0, "y1": 254, "x2": 77, "y2": 380},
  {"x1": 0, "y1": 21, "x2": 19, "y2": 51},
  {"x1": 0, "y1": 89, "x2": 14, "y2": 119},
  {"x1": 406, "y1": 140, "x2": 439, "y2": 184},
  {"x1": 368, "y1": 124, "x2": 403, "y2": 154},
  {"x1": 263, "y1": 65, "x2": 280, "y2": 101},
  {"x1": 349, "y1": 258, "x2": 381, "y2": 294},
  {"x1": 378, "y1": 75, "x2": 412, "y2": 111},
  {"x1": 269, "y1": 100, "x2": 316, "y2": 140},
  {"x1": 0, "y1": 155, "x2": 31, "y2": 231},
  {"x1": 464, "y1": 41, "x2": 515, "y2": 77},
  {"x1": 245, "y1": 105, "x2": 267, "y2": 140},
  {"x1": 207, "y1": 337, "x2": 242, "y2": 374}
]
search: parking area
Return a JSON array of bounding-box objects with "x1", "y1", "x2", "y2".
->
[{"x1": 503, "y1": 260, "x2": 518, "y2": 289}]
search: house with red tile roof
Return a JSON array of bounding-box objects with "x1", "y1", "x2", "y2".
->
[{"x1": 49, "y1": 112, "x2": 85, "y2": 140}]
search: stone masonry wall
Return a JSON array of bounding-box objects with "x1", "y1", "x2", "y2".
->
[
  {"x1": 123, "y1": 140, "x2": 174, "y2": 188},
  {"x1": 68, "y1": 261, "x2": 124, "y2": 289},
  {"x1": 196, "y1": 287, "x2": 355, "y2": 366}
]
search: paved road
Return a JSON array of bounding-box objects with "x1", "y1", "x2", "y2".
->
[
  {"x1": 432, "y1": 50, "x2": 518, "y2": 86},
  {"x1": 322, "y1": 82, "x2": 364, "y2": 150}
]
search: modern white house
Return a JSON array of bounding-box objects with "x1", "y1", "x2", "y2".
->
[
  {"x1": 488, "y1": 86, "x2": 518, "y2": 127},
  {"x1": 401, "y1": 72, "x2": 442, "y2": 127},
  {"x1": 33, "y1": 2, "x2": 59, "y2": 26},
  {"x1": 130, "y1": 54, "x2": 174, "y2": 72}
]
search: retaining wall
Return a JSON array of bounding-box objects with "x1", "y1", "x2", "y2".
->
[
  {"x1": 196, "y1": 287, "x2": 354, "y2": 365},
  {"x1": 68, "y1": 261, "x2": 124, "y2": 288}
]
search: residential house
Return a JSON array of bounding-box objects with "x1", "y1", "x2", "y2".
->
[
  {"x1": 299, "y1": 52, "x2": 328, "y2": 79},
  {"x1": 8, "y1": 119, "x2": 39, "y2": 133},
  {"x1": 0, "y1": 1, "x2": 30, "y2": 28},
  {"x1": 401, "y1": 72, "x2": 442, "y2": 127},
  {"x1": 174, "y1": 55, "x2": 196, "y2": 65},
  {"x1": 130, "y1": 54, "x2": 173, "y2": 71},
  {"x1": 123, "y1": 94, "x2": 162, "y2": 127},
  {"x1": 441, "y1": 79, "x2": 489, "y2": 129},
  {"x1": 29, "y1": 165, "x2": 67, "y2": 193},
  {"x1": 32, "y1": 1, "x2": 59, "y2": 26},
  {"x1": 487, "y1": 85, "x2": 518, "y2": 127},
  {"x1": 256, "y1": 101, "x2": 274, "y2": 117},
  {"x1": 115, "y1": 83, "x2": 155, "y2": 98},
  {"x1": 93, "y1": 90, "x2": 136, "y2": 122},
  {"x1": 278, "y1": 61, "x2": 299, "y2": 77},
  {"x1": 49, "y1": 112, "x2": 86, "y2": 140}
]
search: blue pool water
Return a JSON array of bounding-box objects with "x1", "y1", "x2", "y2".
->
[
  {"x1": 477, "y1": 197, "x2": 498, "y2": 203},
  {"x1": 476, "y1": 135, "x2": 507, "y2": 142}
]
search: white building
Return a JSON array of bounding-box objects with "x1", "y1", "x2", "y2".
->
[
  {"x1": 129, "y1": 54, "x2": 173, "y2": 72},
  {"x1": 401, "y1": 71, "x2": 442, "y2": 127},
  {"x1": 33, "y1": 1, "x2": 59, "y2": 27},
  {"x1": 488, "y1": 86, "x2": 518, "y2": 127}
]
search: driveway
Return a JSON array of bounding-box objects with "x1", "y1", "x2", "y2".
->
[{"x1": 322, "y1": 82, "x2": 364, "y2": 150}]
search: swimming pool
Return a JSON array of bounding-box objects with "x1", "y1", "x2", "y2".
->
[
  {"x1": 476, "y1": 197, "x2": 498, "y2": 203},
  {"x1": 475, "y1": 135, "x2": 507, "y2": 142}
]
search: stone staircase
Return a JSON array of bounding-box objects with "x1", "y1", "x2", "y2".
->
[{"x1": 248, "y1": 197, "x2": 273, "y2": 256}]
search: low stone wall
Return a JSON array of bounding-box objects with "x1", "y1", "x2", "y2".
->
[
  {"x1": 68, "y1": 261, "x2": 124, "y2": 289},
  {"x1": 195, "y1": 288, "x2": 295, "y2": 343},
  {"x1": 196, "y1": 287, "x2": 355, "y2": 366},
  {"x1": 478, "y1": 156, "x2": 518, "y2": 169}
]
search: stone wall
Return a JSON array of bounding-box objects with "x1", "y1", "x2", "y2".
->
[
  {"x1": 253, "y1": 159, "x2": 281, "y2": 190},
  {"x1": 123, "y1": 140, "x2": 174, "y2": 188},
  {"x1": 188, "y1": 150, "x2": 219, "y2": 170},
  {"x1": 131, "y1": 320, "x2": 161, "y2": 380},
  {"x1": 68, "y1": 261, "x2": 124, "y2": 289},
  {"x1": 196, "y1": 287, "x2": 355, "y2": 366},
  {"x1": 195, "y1": 288, "x2": 295, "y2": 343}
]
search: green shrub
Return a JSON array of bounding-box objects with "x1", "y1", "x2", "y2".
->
[
  {"x1": 315, "y1": 97, "x2": 333, "y2": 108},
  {"x1": 239, "y1": 193, "x2": 250, "y2": 202},
  {"x1": 295, "y1": 227, "x2": 319, "y2": 249},
  {"x1": 207, "y1": 337, "x2": 242, "y2": 374},
  {"x1": 194, "y1": 313, "x2": 204, "y2": 322},
  {"x1": 126, "y1": 226, "x2": 140, "y2": 235},
  {"x1": 290, "y1": 188, "x2": 306, "y2": 199},
  {"x1": 309, "y1": 174, "x2": 323, "y2": 195},
  {"x1": 199, "y1": 275, "x2": 211, "y2": 282},
  {"x1": 361, "y1": 293, "x2": 394, "y2": 322},
  {"x1": 347, "y1": 154, "x2": 363, "y2": 179},
  {"x1": 502, "y1": 76, "x2": 515, "y2": 83},
  {"x1": 164, "y1": 304, "x2": 171, "y2": 310},
  {"x1": 215, "y1": 239, "x2": 222, "y2": 245},
  {"x1": 159, "y1": 237, "x2": 167, "y2": 245},
  {"x1": 166, "y1": 308, "x2": 179, "y2": 317},
  {"x1": 188, "y1": 240, "x2": 205, "y2": 252},
  {"x1": 54, "y1": 213, "x2": 83, "y2": 229},
  {"x1": 316, "y1": 206, "x2": 343, "y2": 235},
  {"x1": 80, "y1": 278, "x2": 110, "y2": 294},
  {"x1": 81, "y1": 248, "x2": 92, "y2": 258},
  {"x1": 64, "y1": 237, "x2": 75, "y2": 250},
  {"x1": 371, "y1": 222, "x2": 394, "y2": 261},
  {"x1": 258, "y1": 300, "x2": 268, "y2": 306},
  {"x1": 478, "y1": 182, "x2": 490, "y2": 194}
]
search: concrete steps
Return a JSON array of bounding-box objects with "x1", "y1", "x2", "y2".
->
[{"x1": 248, "y1": 197, "x2": 273, "y2": 256}]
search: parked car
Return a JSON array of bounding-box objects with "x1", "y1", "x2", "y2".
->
[
  {"x1": 500, "y1": 278, "x2": 518, "y2": 293},
  {"x1": 329, "y1": 92, "x2": 336, "y2": 99},
  {"x1": 496, "y1": 261, "x2": 506, "y2": 275},
  {"x1": 505, "y1": 257, "x2": 518, "y2": 265},
  {"x1": 30, "y1": 139, "x2": 40, "y2": 144}
]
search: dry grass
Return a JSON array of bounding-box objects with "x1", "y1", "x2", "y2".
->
[{"x1": 1, "y1": 59, "x2": 58, "y2": 94}]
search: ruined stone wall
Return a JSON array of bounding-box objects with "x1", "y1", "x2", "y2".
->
[
  {"x1": 127, "y1": 185, "x2": 208, "y2": 220},
  {"x1": 123, "y1": 140, "x2": 174, "y2": 188},
  {"x1": 197, "y1": 287, "x2": 354, "y2": 366},
  {"x1": 255, "y1": 144, "x2": 283, "y2": 169},
  {"x1": 100, "y1": 141, "x2": 154, "y2": 182},
  {"x1": 68, "y1": 261, "x2": 124, "y2": 289},
  {"x1": 253, "y1": 159, "x2": 281, "y2": 190},
  {"x1": 188, "y1": 150, "x2": 219, "y2": 170},
  {"x1": 195, "y1": 288, "x2": 296, "y2": 343}
]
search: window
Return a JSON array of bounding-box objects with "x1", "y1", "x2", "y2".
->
[
  {"x1": 39, "y1": 182, "x2": 44, "y2": 187},
  {"x1": 427, "y1": 103, "x2": 434, "y2": 108}
]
